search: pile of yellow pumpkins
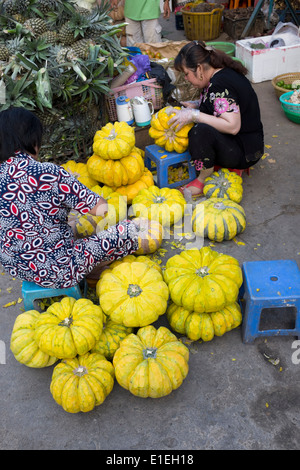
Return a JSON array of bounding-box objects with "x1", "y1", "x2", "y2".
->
[
  {"x1": 10, "y1": 246, "x2": 243, "y2": 413},
  {"x1": 9, "y1": 108, "x2": 249, "y2": 414}
]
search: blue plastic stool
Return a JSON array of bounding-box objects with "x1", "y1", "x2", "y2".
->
[
  {"x1": 22, "y1": 281, "x2": 83, "y2": 311},
  {"x1": 144, "y1": 144, "x2": 196, "y2": 189},
  {"x1": 241, "y1": 260, "x2": 300, "y2": 343}
]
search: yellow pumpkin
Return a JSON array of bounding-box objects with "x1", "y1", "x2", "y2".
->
[
  {"x1": 163, "y1": 246, "x2": 243, "y2": 313},
  {"x1": 149, "y1": 106, "x2": 193, "y2": 153},
  {"x1": 50, "y1": 352, "x2": 114, "y2": 413},
  {"x1": 113, "y1": 168, "x2": 154, "y2": 204},
  {"x1": 10, "y1": 310, "x2": 57, "y2": 368},
  {"x1": 68, "y1": 185, "x2": 127, "y2": 237},
  {"x1": 131, "y1": 185, "x2": 186, "y2": 227},
  {"x1": 203, "y1": 168, "x2": 243, "y2": 203},
  {"x1": 34, "y1": 297, "x2": 104, "y2": 359},
  {"x1": 61, "y1": 160, "x2": 98, "y2": 189},
  {"x1": 91, "y1": 317, "x2": 133, "y2": 360},
  {"x1": 87, "y1": 147, "x2": 144, "y2": 187},
  {"x1": 132, "y1": 217, "x2": 163, "y2": 255},
  {"x1": 93, "y1": 121, "x2": 135, "y2": 160},
  {"x1": 97, "y1": 261, "x2": 169, "y2": 327},
  {"x1": 192, "y1": 198, "x2": 246, "y2": 242},
  {"x1": 113, "y1": 325, "x2": 189, "y2": 398},
  {"x1": 166, "y1": 301, "x2": 242, "y2": 342}
]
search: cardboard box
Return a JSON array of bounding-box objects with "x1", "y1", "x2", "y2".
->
[{"x1": 235, "y1": 35, "x2": 300, "y2": 83}]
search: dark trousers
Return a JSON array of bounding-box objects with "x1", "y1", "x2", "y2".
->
[{"x1": 188, "y1": 123, "x2": 261, "y2": 170}]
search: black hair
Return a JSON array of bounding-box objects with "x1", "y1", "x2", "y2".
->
[
  {"x1": 0, "y1": 107, "x2": 43, "y2": 162},
  {"x1": 174, "y1": 40, "x2": 248, "y2": 76}
]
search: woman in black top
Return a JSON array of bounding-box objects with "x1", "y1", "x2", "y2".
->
[{"x1": 169, "y1": 41, "x2": 264, "y2": 196}]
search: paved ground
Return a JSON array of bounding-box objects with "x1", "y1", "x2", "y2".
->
[{"x1": 0, "y1": 13, "x2": 299, "y2": 452}]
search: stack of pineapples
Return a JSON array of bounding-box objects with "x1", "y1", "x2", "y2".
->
[{"x1": 0, "y1": 0, "x2": 128, "y2": 162}]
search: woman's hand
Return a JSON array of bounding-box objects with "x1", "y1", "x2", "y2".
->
[
  {"x1": 88, "y1": 197, "x2": 108, "y2": 218},
  {"x1": 168, "y1": 107, "x2": 199, "y2": 131},
  {"x1": 163, "y1": 0, "x2": 171, "y2": 19}
]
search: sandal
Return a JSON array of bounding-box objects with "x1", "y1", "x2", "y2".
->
[{"x1": 179, "y1": 178, "x2": 204, "y2": 196}]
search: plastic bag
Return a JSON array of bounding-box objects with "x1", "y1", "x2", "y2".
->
[
  {"x1": 270, "y1": 21, "x2": 300, "y2": 48},
  {"x1": 124, "y1": 55, "x2": 151, "y2": 85}
]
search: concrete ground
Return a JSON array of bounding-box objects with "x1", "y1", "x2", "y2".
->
[{"x1": 0, "y1": 12, "x2": 299, "y2": 452}]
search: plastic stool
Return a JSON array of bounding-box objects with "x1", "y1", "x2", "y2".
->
[
  {"x1": 22, "y1": 281, "x2": 83, "y2": 311},
  {"x1": 241, "y1": 260, "x2": 300, "y2": 343},
  {"x1": 144, "y1": 144, "x2": 196, "y2": 189},
  {"x1": 214, "y1": 165, "x2": 250, "y2": 176}
]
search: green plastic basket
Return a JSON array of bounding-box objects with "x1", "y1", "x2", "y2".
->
[
  {"x1": 206, "y1": 41, "x2": 236, "y2": 57},
  {"x1": 279, "y1": 91, "x2": 300, "y2": 124},
  {"x1": 281, "y1": 107, "x2": 300, "y2": 124}
]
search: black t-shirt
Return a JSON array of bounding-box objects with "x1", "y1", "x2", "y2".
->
[{"x1": 199, "y1": 68, "x2": 264, "y2": 162}]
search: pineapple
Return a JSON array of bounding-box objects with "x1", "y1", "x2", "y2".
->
[
  {"x1": 39, "y1": 30, "x2": 58, "y2": 44},
  {"x1": 0, "y1": 44, "x2": 9, "y2": 61},
  {"x1": 23, "y1": 18, "x2": 48, "y2": 37},
  {"x1": 55, "y1": 46, "x2": 77, "y2": 64},
  {"x1": 34, "y1": 108, "x2": 59, "y2": 126},
  {"x1": 3, "y1": 0, "x2": 19, "y2": 16},
  {"x1": 4, "y1": 0, "x2": 30, "y2": 15},
  {"x1": 71, "y1": 38, "x2": 95, "y2": 59},
  {"x1": 58, "y1": 12, "x2": 90, "y2": 45},
  {"x1": 35, "y1": 0, "x2": 58, "y2": 14}
]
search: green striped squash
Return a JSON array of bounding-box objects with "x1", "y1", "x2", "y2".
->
[
  {"x1": 192, "y1": 197, "x2": 246, "y2": 242},
  {"x1": 203, "y1": 168, "x2": 243, "y2": 203}
]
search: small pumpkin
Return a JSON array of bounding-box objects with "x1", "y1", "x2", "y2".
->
[
  {"x1": 131, "y1": 185, "x2": 186, "y2": 227},
  {"x1": 98, "y1": 261, "x2": 169, "y2": 327},
  {"x1": 68, "y1": 185, "x2": 127, "y2": 237},
  {"x1": 149, "y1": 106, "x2": 193, "y2": 153},
  {"x1": 163, "y1": 246, "x2": 243, "y2": 313},
  {"x1": 166, "y1": 301, "x2": 242, "y2": 342},
  {"x1": 113, "y1": 325, "x2": 189, "y2": 398},
  {"x1": 203, "y1": 168, "x2": 243, "y2": 203},
  {"x1": 10, "y1": 310, "x2": 57, "y2": 368},
  {"x1": 91, "y1": 317, "x2": 133, "y2": 360},
  {"x1": 133, "y1": 217, "x2": 163, "y2": 255},
  {"x1": 87, "y1": 147, "x2": 144, "y2": 187},
  {"x1": 50, "y1": 352, "x2": 114, "y2": 413},
  {"x1": 114, "y1": 168, "x2": 154, "y2": 204},
  {"x1": 34, "y1": 297, "x2": 104, "y2": 359},
  {"x1": 93, "y1": 121, "x2": 135, "y2": 160},
  {"x1": 192, "y1": 198, "x2": 246, "y2": 242},
  {"x1": 61, "y1": 160, "x2": 98, "y2": 189}
]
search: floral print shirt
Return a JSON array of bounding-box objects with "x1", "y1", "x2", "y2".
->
[
  {"x1": 199, "y1": 68, "x2": 264, "y2": 161},
  {"x1": 0, "y1": 152, "x2": 139, "y2": 288}
]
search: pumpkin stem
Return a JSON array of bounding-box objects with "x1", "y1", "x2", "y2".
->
[
  {"x1": 213, "y1": 202, "x2": 226, "y2": 210},
  {"x1": 58, "y1": 315, "x2": 73, "y2": 327},
  {"x1": 196, "y1": 266, "x2": 209, "y2": 277},
  {"x1": 155, "y1": 196, "x2": 166, "y2": 204},
  {"x1": 143, "y1": 347, "x2": 157, "y2": 359},
  {"x1": 106, "y1": 129, "x2": 117, "y2": 140},
  {"x1": 127, "y1": 284, "x2": 142, "y2": 297},
  {"x1": 73, "y1": 365, "x2": 88, "y2": 377}
]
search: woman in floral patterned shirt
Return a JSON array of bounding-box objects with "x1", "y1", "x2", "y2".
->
[
  {"x1": 0, "y1": 107, "x2": 139, "y2": 288},
  {"x1": 169, "y1": 41, "x2": 264, "y2": 196}
]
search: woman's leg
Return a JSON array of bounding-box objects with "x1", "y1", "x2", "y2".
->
[{"x1": 184, "y1": 123, "x2": 246, "y2": 195}]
